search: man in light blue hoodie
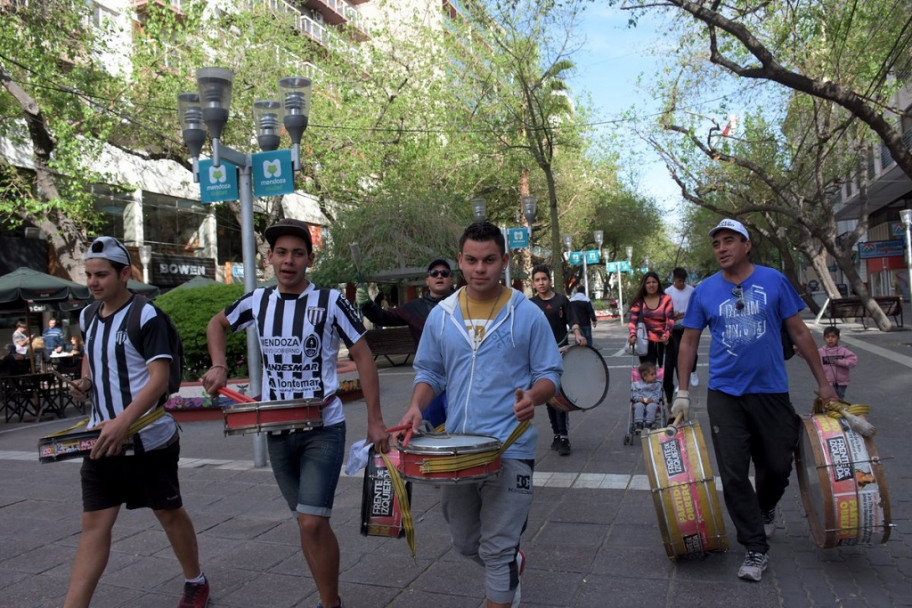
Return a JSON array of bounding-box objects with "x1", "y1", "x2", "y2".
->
[{"x1": 398, "y1": 221, "x2": 563, "y2": 608}]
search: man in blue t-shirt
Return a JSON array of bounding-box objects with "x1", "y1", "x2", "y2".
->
[{"x1": 673, "y1": 219, "x2": 837, "y2": 583}]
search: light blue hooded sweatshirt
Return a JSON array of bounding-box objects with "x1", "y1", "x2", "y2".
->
[{"x1": 413, "y1": 287, "x2": 564, "y2": 460}]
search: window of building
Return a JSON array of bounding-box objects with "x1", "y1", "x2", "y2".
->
[{"x1": 142, "y1": 194, "x2": 208, "y2": 254}]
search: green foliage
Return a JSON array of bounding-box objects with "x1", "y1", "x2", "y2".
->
[{"x1": 153, "y1": 283, "x2": 248, "y2": 381}]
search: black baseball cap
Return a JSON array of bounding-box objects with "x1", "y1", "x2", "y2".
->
[
  {"x1": 427, "y1": 258, "x2": 451, "y2": 272},
  {"x1": 264, "y1": 219, "x2": 313, "y2": 249}
]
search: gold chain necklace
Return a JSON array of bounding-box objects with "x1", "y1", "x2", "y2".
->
[{"x1": 465, "y1": 288, "x2": 502, "y2": 348}]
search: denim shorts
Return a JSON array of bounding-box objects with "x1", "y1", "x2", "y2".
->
[{"x1": 266, "y1": 421, "x2": 346, "y2": 517}]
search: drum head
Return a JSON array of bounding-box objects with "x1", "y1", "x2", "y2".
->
[
  {"x1": 401, "y1": 433, "x2": 501, "y2": 455},
  {"x1": 558, "y1": 345, "x2": 609, "y2": 410}
]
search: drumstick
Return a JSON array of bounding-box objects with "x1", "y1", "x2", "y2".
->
[
  {"x1": 663, "y1": 413, "x2": 685, "y2": 437},
  {"x1": 385, "y1": 424, "x2": 412, "y2": 434},
  {"x1": 402, "y1": 427, "x2": 413, "y2": 448},
  {"x1": 217, "y1": 387, "x2": 256, "y2": 404}
]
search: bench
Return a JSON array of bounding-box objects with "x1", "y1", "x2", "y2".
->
[
  {"x1": 364, "y1": 326, "x2": 417, "y2": 366},
  {"x1": 827, "y1": 296, "x2": 904, "y2": 328}
]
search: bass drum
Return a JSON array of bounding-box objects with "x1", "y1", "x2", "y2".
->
[
  {"x1": 795, "y1": 414, "x2": 891, "y2": 548},
  {"x1": 642, "y1": 421, "x2": 728, "y2": 559},
  {"x1": 549, "y1": 345, "x2": 609, "y2": 412}
]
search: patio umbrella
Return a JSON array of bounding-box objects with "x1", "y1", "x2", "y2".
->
[
  {"x1": 127, "y1": 279, "x2": 161, "y2": 298},
  {"x1": 0, "y1": 267, "x2": 91, "y2": 373}
]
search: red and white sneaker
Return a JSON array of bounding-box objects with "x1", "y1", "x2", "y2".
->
[{"x1": 178, "y1": 575, "x2": 209, "y2": 608}]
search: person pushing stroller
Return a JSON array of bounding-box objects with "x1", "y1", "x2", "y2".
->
[{"x1": 631, "y1": 361, "x2": 664, "y2": 432}]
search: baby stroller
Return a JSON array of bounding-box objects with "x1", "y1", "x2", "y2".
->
[{"x1": 623, "y1": 358, "x2": 668, "y2": 446}]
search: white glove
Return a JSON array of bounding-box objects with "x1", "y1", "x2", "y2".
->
[
  {"x1": 355, "y1": 286, "x2": 370, "y2": 306},
  {"x1": 671, "y1": 390, "x2": 690, "y2": 421}
]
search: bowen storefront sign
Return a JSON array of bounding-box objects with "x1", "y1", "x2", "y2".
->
[{"x1": 151, "y1": 254, "x2": 217, "y2": 287}]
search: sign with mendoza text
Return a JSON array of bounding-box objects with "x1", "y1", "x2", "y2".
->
[
  {"x1": 252, "y1": 150, "x2": 295, "y2": 197},
  {"x1": 569, "y1": 251, "x2": 583, "y2": 266},
  {"x1": 584, "y1": 249, "x2": 601, "y2": 264},
  {"x1": 199, "y1": 159, "x2": 239, "y2": 203}
]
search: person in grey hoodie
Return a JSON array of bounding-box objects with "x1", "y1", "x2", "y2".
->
[{"x1": 398, "y1": 221, "x2": 563, "y2": 608}]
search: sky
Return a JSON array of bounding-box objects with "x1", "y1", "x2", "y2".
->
[{"x1": 565, "y1": 5, "x2": 681, "y2": 212}]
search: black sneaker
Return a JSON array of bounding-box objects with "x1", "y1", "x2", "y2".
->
[
  {"x1": 558, "y1": 437, "x2": 571, "y2": 456},
  {"x1": 762, "y1": 507, "x2": 777, "y2": 538},
  {"x1": 737, "y1": 550, "x2": 769, "y2": 582},
  {"x1": 550, "y1": 435, "x2": 561, "y2": 451},
  {"x1": 178, "y1": 576, "x2": 210, "y2": 608}
]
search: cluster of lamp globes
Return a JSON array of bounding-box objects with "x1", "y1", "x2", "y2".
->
[{"x1": 177, "y1": 67, "x2": 313, "y2": 180}]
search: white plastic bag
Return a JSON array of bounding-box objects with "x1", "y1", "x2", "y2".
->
[{"x1": 635, "y1": 321, "x2": 649, "y2": 356}]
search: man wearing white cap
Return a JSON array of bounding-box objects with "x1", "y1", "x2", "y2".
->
[
  {"x1": 672, "y1": 219, "x2": 837, "y2": 583},
  {"x1": 65, "y1": 236, "x2": 209, "y2": 608}
]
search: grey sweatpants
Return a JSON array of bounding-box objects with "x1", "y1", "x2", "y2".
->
[{"x1": 441, "y1": 458, "x2": 533, "y2": 604}]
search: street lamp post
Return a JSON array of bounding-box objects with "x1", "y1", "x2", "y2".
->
[
  {"x1": 139, "y1": 245, "x2": 152, "y2": 285},
  {"x1": 521, "y1": 196, "x2": 537, "y2": 292},
  {"x1": 471, "y1": 198, "x2": 486, "y2": 223},
  {"x1": 592, "y1": 230, "x2": 604, "y2": 298},
  {"x1": 620, "y1": 245, "x2": 632, "y2": 321},
  {"x1": 900, "y1": 209, "x2": 912, "y2": 303},
  {"x1": 178, "y1": 67, "x2": 312, "y2": 467}
]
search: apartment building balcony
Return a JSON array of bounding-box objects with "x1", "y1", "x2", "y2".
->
[
  {"x1": 299, "y1": 0, "x2": 368, "y2": 41},
  {"x1": 835, "y1": 126, "x2": 912, "y2": 221}
]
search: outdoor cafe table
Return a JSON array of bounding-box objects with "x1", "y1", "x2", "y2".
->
[{"x1": 0, "y1": 372, "x2": 75, "y2": 423}]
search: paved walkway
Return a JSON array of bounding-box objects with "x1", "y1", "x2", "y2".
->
[{"x1": 1, "y1": 311, "x2": 910, "y2": 607}]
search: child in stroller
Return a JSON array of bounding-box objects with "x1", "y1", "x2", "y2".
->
[{"x1": 624, "y1": 361, "x2": 666, "y2": 444}]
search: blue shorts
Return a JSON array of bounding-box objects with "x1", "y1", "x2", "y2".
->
[{"x1": 267, "y1": 422, "x2": 346, "y2": 517}]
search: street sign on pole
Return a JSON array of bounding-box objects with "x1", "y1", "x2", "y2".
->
[
  {"x1": 569, "y1": 251, "x2": 583, "y2": 266},
  {"x1": 507, "y1": 227, "x2": 529, "y2": 249},
  {"x1": 584, "y1": 249, "x2": 601, "y2": 264},
  {"x1": 199, "y1": 159, "x2": 240, "y2": 203}
]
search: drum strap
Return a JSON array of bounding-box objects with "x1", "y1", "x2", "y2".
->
[
  {"x1": 379, "y1": 452, "x2": 417, "y2": 557},
  {"x1": 41, "y1": 406, "x2": 167, "y2": 440}
]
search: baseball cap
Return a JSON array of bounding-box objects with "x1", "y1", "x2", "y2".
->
[
  {"x1": 86, "y1": 236, "x2": 131, "y2": 266},
  {"x1": 708, "y1": 219, "x2": 750, "y2": 240},
  {"x1": 264, "y1": 219, "x2": 313, "y2": 249},
  {"x1": 427, "y1": 258, "x2": 451, "y2": 272}
]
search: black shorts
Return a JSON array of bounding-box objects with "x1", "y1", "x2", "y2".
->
[{"x1": 80, "y1": 433, "x2": 183, "y2": 512}]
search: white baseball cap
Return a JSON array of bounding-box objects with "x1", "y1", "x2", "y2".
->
[
  {"x1": 86, "y1": 236, "x2": 131, "y2": 266},
  {"x1": 708, "y1": 219, "x2": 750, "y2": 240}
]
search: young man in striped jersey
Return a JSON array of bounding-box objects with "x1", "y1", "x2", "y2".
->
[
  {"x1": 202, "y1": 219, "x2": 389, "y2": 608},
  {"x1": 65, "y1": 237, "x2": 208, "y2": 608}
]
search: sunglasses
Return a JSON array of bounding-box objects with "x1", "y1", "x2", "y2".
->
[
  {"x1": 428, "y1": 269, "x2": 451, "y2": 278},
  {"x1": 732, "y1": 285, "x2": 745, "y2": 311}
]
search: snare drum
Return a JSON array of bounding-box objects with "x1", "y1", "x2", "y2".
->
[
  {"x1": 549, "y1": 345, "x2": 609, "y2": 412},
  {"x1": 222, "y1": 399, "x2": 323, "y2": 436},
  {"x1": 795, "y1": 414, "x2": 891, "y2": 547},
  {"x1": 361, "y1": 448, "x2": 412, "y2": 538},
  {"x1": 397, "y1": 433, "x2": 502, "y2": 484},
  {"x1": 642, "y1": 421, "x2": 728, "y2": 558}
]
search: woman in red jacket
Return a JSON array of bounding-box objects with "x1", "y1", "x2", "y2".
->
[{"x1": 627, "y1": 271, "x2": 675, "y2": 366}]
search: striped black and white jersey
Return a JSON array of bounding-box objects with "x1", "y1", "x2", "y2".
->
[
  {"x1": 80, "y1": 296, "x2": 177, "y2": 451},
  {"x1": 224, "y1": 283, "x2": 365, "y2": 426}
]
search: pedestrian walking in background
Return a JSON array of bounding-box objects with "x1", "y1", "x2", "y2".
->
[
  {"x1": 673, "y1": 219, "x2": 838, "y2": 583},
  {"x1": 202, "y1": 219, "x2": 389, "y2": 608},
  {"x1": 530, "y1": 264, "x2": 584, "y2": 456},
  {"x1": 568, "y1": 284, "x2": 597, "y2": 346},
  {"x1": 663, "y1": 267, "x2": 698, "y2": 402},
  {"x1": 627, "y1": 271, "x2": 674, "y2": 366},
  {"x1": 65, "y1": 236, "x2": 208, "y2": 608},
  {"x1": 398, "y1": 221, "x2": 563, "y2": 608}
]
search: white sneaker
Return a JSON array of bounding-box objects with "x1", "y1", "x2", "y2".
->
[
  {"x1": 511, "y1": 550, "x2": 525, "y2": 607},
  {"x1": 690, "y1": 372, "x2": 699, "y2": 388}
]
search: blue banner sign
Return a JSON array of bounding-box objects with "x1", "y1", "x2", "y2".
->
[
  {"x1": 199, "y1": 159, "x2": 239, "y2": 203},
  {"x1": 506, "y1": 227, "x2": 530, "y2": 249},
  {"x1": 252, "y1": 150, "x2": 295, "y2": 197},
  {"x1": 857, "y1": 240, "x2": 904, "y2": 259},
  {"x1": 584, "y1": 249, "x2": 601, "y2": 264},
  {"x1": 569, "y1": 251, "x2": 583, "y2": 266}
]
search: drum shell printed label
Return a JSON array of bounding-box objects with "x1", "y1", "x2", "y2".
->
[
  {"x1": 361, "y1": 449, "x2": 410, "y2": 538},
  {"x1": 799, "y1": 414, "x2": 890, "y2": 548}
]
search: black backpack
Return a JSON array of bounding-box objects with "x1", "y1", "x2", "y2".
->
[{"x1": 85, "y1": 294, "x2": 185, "y2": 395}]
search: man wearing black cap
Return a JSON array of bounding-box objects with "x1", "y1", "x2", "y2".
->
[
  {"x1": 202, "y1": 219, "x2": 389, "y2": 608},
  {"x1": 355, "y1": 257, "x2": 455, "y2": 344},
  {"x1": 65, "y1": 236, "x2": 208, "y2": 608}
]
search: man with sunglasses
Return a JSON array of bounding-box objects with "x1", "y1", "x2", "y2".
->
[
  {"x1": 356, "y1": 258, "x2": 455, "y2": 345},
  {"x1": 673, "y1": 219, "x2": 837, "y2": 583}
]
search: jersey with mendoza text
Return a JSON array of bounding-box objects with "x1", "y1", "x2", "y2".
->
[{"x1": 224, "y1": 283, "x2": 365, "y2": 426}]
